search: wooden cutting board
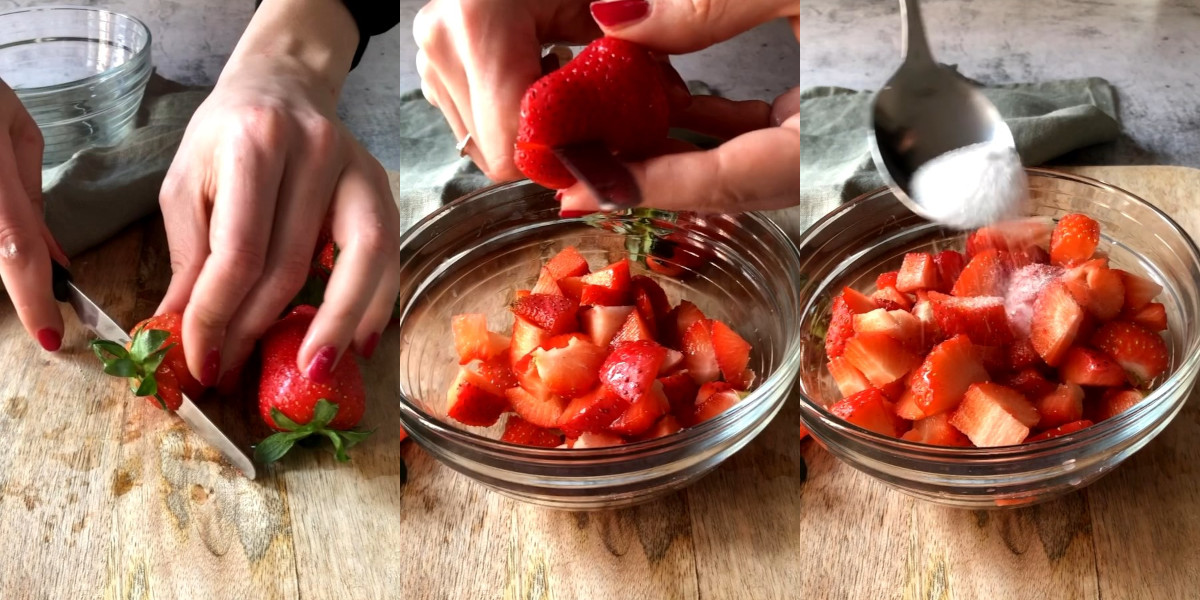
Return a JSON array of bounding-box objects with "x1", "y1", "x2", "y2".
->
[{"x1": 0, "y1": 166, "x2": 1196, "y2": 600}]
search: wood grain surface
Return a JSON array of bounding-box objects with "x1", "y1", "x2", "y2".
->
[{"x1": 0, "y1": 166, "x2": 1196, "y2": 600}]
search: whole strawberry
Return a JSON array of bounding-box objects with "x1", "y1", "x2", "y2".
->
[
  {"x1": 254, "y1": 305, "x2": 371, "y2": 463},
  {"x1": 514, "y1": 37, "x2": 672, "y2": 189},
  {"x1": 91, "y1": 312, "x2": 204, "y2": 411}
]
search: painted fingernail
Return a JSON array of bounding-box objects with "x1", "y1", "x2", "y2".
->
[
  {"x1": 559, "y1": 210, "x2": 597, "y2": 218},
  {"x1": 37, "y1": 328, "x2": 61, "y2": 352},
  {"x1": 201, "y1": 349, "x2": 221, "y2": 388},
  {"x1": 554, "y1": 190, "x2": 564, "y2": 202},
  {"x1": 305, "y1": 346, "x2": 338, "y2": 384},
  {"x1": 590, "y1": 0, "x2": 650, "y2": 28},
  {"x1": 361, "y1": 332, "x2": 381, "y2": 360},
  {"x1": 553, "y1": 143, "x2": 642, "y2": 210}
]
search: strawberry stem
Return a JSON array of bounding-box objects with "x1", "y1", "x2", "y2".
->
[
  {"x1": 89, "y1": 326, "x2": 176, "y2": 411},
  {"x1": 254, "y1": 399, "x2": 374, "y2": 464}
]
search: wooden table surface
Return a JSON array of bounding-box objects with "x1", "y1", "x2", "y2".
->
[{"x1": 1, "y1": 166, "x2": 1197, "y2": 600}]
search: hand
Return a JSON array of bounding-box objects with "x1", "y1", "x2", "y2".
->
[
  {"x1": 0, "y1": 79, "x2": 70, "y2": 352},
  {"x1": 158, "y1": 0, "x2": 402, "y2": 388}
]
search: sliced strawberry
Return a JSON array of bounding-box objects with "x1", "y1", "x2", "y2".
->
[
  {"x1": 910, "y1": 296, "x2": 943, "y2": 347},
  {"x1": 682, "y1": 319, "x2": 721, "y2": 384},
  {"x1": 469, "y1": 357, "x2": 519, "y2": 393},
  {"x1": 631, "y1": 275, "x2": 671, "y2": 334},
  {"x1": 1005, "y1": 263, "x2": 1064, "y2": 338},
  {"x1": 825, "y1": 295, "x2": 856, "y2": 359},
  {"x1": 500, "y1": 415, "x2": 564, "y2": 447},
  {"x1": 1035, "y1": 383, "x2": 1084, "y2": 429},
  {"x1": 876, "y1": 271, "x2": 899, "y2": 290},
  {"x1": 1094, "y1": 387, "x2": 1146, "y2": 421},
  {"x1": 693, "y1": 382, "x2": 742, "y2": 423},
  {"x1": 1030, "y1": 281, "x2": 1085, "y2": 366},
  {"x1": 579, "y1": 259, "x2": 632, "y2": 305},
  {"x1": 932, "y1": 250, "x2": 966, "y2": 293},
  {"x1": 1059, "y1": 346, "x2": 1126, "y2": 386},
  {"x1": 638, "y1": 415, "x2": 683, "y2": 440},
  {"x1": 1115, "y1": 270, "x2": 1163, "y2": 312},
  {"x1": 1061, "y1": 259, "x2": 1124, "y2": 321},
  {"x1": 1049, "y1": 213, "x2": 1100, "y2": 267},
  {"x1": 610, "y1": 381, "x2": 670, "y2": 436},
  {"x1": 973, "y1": 344, "x2": 1007, "y2": 375},
  {"x1": 1007, "y1": 337, "x2": 1043, "y2": 371},
  {"x1": 659, "y1": 371, "x2": 700, "y2": 425},
  {"x1": 667, "y1": 300, "x2": 707, "y2": 349},
  {"x1": 558, "y1": 276, "x2": 586, "y2": 301},
  {"x1": 841, "y1": 287, "x2": 880, "y2": 314},
  {"x1": 510, "y1": 293, "x2": 579, "y2": 335},
  {"x1": 1126, "y1": 302, "x2": 1167, "y2": 332},
  {"x1": 910, "y1": 335, "x2": 990, "y2": 416},
  {"x1": 660, "y1": 349, "x2": 684, "y2": 374},
  {"x1": 580, "y1": 305, "x2": 635, "y2": 348},
  {"x1": 888, "y1": 309, "x2": 925, "y2": 351},
  {"x1": 511, "y1": 316, "x2": 551, "y2": 364},
  {"x1": 830, "y1": 388, "x2": 902, "y2": 436},
  {"x1": 966, "y1": 218, "x2": 1052, "y2": 258},
  {"x1": 878, "y1": 378, "x2": 907, "y2": 401},
  {"x1": 611, "y1": 309, "x2": 655, "y2": 344},
  {"x1": 532, "y1": 268, "x2": 564, "y2": 296},
  {"x1": 512, "y1": 353, "x2": 551, "y2": 399},
  {"x1": 894, "y1": 385, "x2": 927, "y2": 420},
  {"x1": 926, "y1": 291, "x2": 1014, "y2": 346},
  {"x1": 842, "y1": 332, "x2": 921, "y2": 387},
  {"x1": 828, "y1": 356, "x2": 871, "y2": 398},
  {"x1": 901, "y1": 413, "x2": 972, "y2": 447},
  {"x1": 580, "y1": 284, "x2": 630, "y2": 307},
  {"x1": 545, "y1": 246, "x2": 590, "y2": 280},
  {"x1": 1002, "y1": 368, "x2": 1056, "y2": 400},
  {"x1": 558, "y1": 386, "x2": 630, "y2": 436},
  {"x1": 446, "y1": 368, "x2": 509, "y2": 427},
  {"x1": 1027, "y1": 419, "x2": 1094, "y2": 442},
  {"x1": 514, "y1": 289, "x2": 531, "y2": 300},
  {"x1": 573, "y1": 431, "x2": 626, "y2": 448},
  {"x1": 949, "y1": 383, "x2": 1036, "y2": 447},
  {"x1": 452, "y1": 314, "x2": 511, "y2": 364},
  {"x1": 710, "y1": 320, "x2": 753, "y2": 389},
  {"x1": 542, "y1": 332, "x2": 588, "y2": 349},
  {"x1": 532, "y1": 336, "x2": 607, "y2": 398},
  {"x1": 1091, "y1": 321, "x2": 1170, "y2": 385},
  {"x1": 850, "y1": 308, "x2": 912, "y2": 347},
  {"x1": 600, "y1": 340, "x2": 669, "y2": 402},
  {"x1": 871, "y1": 285, "x2": 912, "y2": 311},
  {"x1": 897, "y1": 252, "x2": 938, "y2": 293},
  {"x1": 952, "y1": 249, "x2": 1008, "y2": 297}
]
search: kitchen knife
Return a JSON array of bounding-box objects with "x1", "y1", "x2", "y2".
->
[
  {"x1": 51, "y1": 262, "x2": 257, "y2": 479},
  {"x1": 553, "y1": 142, "x2": 643, "y2": 211}
]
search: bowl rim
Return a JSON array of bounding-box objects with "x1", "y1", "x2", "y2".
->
[
  {"x1": 393, "y1": 179, "x2": 807, "y2": 461},
  {"x1": 0, "y1": 5, "x2": 153, "y2": 99},
  {"x1": 794, "y1": 166, "x2": 1200, "y2": 457}
]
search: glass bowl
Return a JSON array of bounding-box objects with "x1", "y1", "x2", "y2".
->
[
  {"x1": 793, "y1": 168, "x2": 1200, "y2": 509},
  {"x1": 392, "y1": 180, "x2": 806, "y2": 509},
  {"x1": 0, "y1": 6, "x2": 153, "y2": 166}
]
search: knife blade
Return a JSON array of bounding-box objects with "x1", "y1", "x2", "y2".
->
[
  {"x1": 52, "y1": 262, "x2": 256, "y2": 479},
  {"x1": 553, "y1": 142, "x2": 642, "y2": 211}
]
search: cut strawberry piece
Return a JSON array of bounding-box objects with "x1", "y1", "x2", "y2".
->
[
  {"x1": 1126, "y1": 302, "x2": 1167, "y2": 332},
  {"x1": 579, "y1": 259, "x2": 632, "y2": 305},
  {"x1": 500, "y1": 415, "x2": 565, "y2": 447},
  {"x1": 1115, "y1": 270, "x2": 1163, "y2": 312},
  {"x1": 1061, "y1": 259, "x2": 1124, "y2": 321},
  {"x1": 1094, "y1": 387, "x2": 1146, "y2": 421},
  {"x1": 973, "y1": 344, "x2": 1007, "y2": 375},
  {"x1": 600, "y1": 340, "x2": 669, "y2": 402},
  {"x1": 843, "y1": 332, "x2": 921, "y2": 387},
  {"x1": 682, "y1": 319, "x2": 721, "y2": 384},
  {"x1": 1059, "y1": 346, "x2": 1126, "y2": 387},
  {"x1": 897, "y1": 252, "x2": 938, "y2": 293},
  {"x1": 894, "y1": 383, "x2": 926, "y2": 420},
  {"x1": 710, "y1": 320, "x2": 753, "y2": 389},
  {"x1": 446, "y1": 368, "x2": 509, "y2": 427},
  {"x1": 558, "y1": 386, "x2": 630, "y2": 435},
  {"x1": 542, "y1": 333, "x2": 588, "y2": 349},
  {"x1": 659, "y1": 371, "x2": 701, "y2": 425},
  {"x1": 949, "y1": 383, "x2": 1037, "y2": 447},
  {"x1": 932, "y1": 250, "x2": 966, "y2": 293},
  {"x1": 1030, "y1": 281, "x2": 1084, "y2": 367},
  {"x1": 871, "y1": 285, "x2": 912, "y2": 311},
  {"x1": 468, "y1": 357, "x2": 519, "y2": 393},
  {"x1": 1002, "y1": 368, "x2": 1057, "y2": 400},
  {"x1": 580, "y1": 305, "x2": 635, "y2": 348},
  {"x1": 966, "y1": 218, "x2": 1052, "y2": 258},
  {"x1": 638, "y1": 415, "x2": 683, "y2": 440},
  {"x1": 841, "y1": 287, "x2": 880, "y2": 314},
  {"x1": 558, "y1": 276, "x2": 586, "y2": 301},
  {"x1": 1091, "y1": 321, "x2": 1170, "y2": 385},
  {"x1": 1005, "y1": 263, "x2": 1064, "y2": 338},
  {"x1": 610, "y1": 381, "x2": 670, "y2": 436},
  {"x1": 573, "y1": 431, "x2": 626, "y2": 448},
  {"x1": 926, "y1": 291, "x2": 1014, "y2": 346},
  {"x1": 545, "y1": 246, "x2": 590, "y2": 280},
  {"x1": 452, "y1": 314, "x2": 511, "y2": 365},
  {"x1": 532, "y1": 336, "x2": 607, "y2": 398},
  {"x1": 660, "y1": 349, "x2": 684, "y2": 374},
  {"x1": 694, "y1": 383, "x2": 742, "y2": 423},
  {"x1": 510, "y1": 316, "x2": 551, "y2": 364},
  {"x1": 512, "y1": 353, "x2": 552, "y2": 399},
  {"x1": 878, "y1": 378, "x2": 907, "y2": 400},
  {"x1": 998, "y1": 245, "x2": 1050, "y2": 272},
  {"x1": 1049, "y1": 213, "x2": 1100, "y2": 267},
  {"x1": 888, "y1": 309, "x2": 924, "y2": 351},
  {"x1": 611, "y1": 309, "x2": 655, "y2": 344},
  {"x1": 952, "y1": 249, "x2": 1008, "y2": 297},
  {"x1": 901, "y1": 413, "x2": 971, "y2": 447},
  {"x1": 911, "y1": 296, "x2": 943, "y2": 347},
  {"x1": 631, "y1": 275, "x2": 671, "y2": 335},
  {"x1": 515, "y1": 290, "x2": 531, "y2": 300},
  {"x1": 510, "y1": 293, "x2": 579, "y2": 334},
  {"x1": 828, "y1": 356, "x2": 871, "y2": 398},
  {"x1": 1027, "y1": 419, "x2": 1094, "y2": 442},
  {"x1": 531, "y1": 267, "x2": 565, "y2": 296},
  {"x1": 580, "y1": 284, "x2": 630, "y2": 307},
  {"x1": 876, "y1": 271, "x2": 899, "y2": 290},
  {"x1": 825, "y1": 295, "x2": 857, "y2": 359},
  {"x1": 667, "y1": 300, "x2": 707, "y2": 349},
  {"x1": 910, "y1": 335, "x2": 990, "y2": 416},
  {"x1": 830, "y1": 388, "x2": 902, "y2": 436},
  {"x1": 1035, "y1": 383, "x2": 1084, "y2": 429},
  {"x1": 1007, "y1": 338, "x2": 1043, "y2": 371}
]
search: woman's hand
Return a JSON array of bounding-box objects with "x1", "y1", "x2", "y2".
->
[
  {"x1": 159, "y1": 0, "x2": 402, "y2": 388},
  {"x1": 0, "y1": 79, "x2": 70, "y2": 352}
]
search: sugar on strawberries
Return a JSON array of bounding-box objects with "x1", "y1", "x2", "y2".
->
[{"x1": 824, "y1": 213, "x2": 1172, "y2": 447}]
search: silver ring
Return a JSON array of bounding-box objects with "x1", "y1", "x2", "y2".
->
[{"x1": 455, "y1": 132, "x2": 472, "y2": 157}]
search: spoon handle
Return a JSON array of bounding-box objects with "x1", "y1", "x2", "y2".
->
[{"x1": 900, "y1": 0, "x2": 935, "y2": 65}]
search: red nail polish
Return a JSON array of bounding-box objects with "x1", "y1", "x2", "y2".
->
[
  {"x1": 361, "y1": 333, "x2": 380, "y2": 360},
  {"x1": 554, "y1": 190, "x2": 565, "y2": 202},
  {"x1": 201, "y1": 349, "x2": 221, "y2": 388},
  {"x1": 590, "y1": 0, "x2": 650, "y2": 28},
  {"x1": 306, "y1": 346, "x2": 338, "y2": 384},
  {"x1": 37, "y1": 328, "x2": 61, "y2": 352},
  {"x1": 559, "y1": 210, "x2": 597, "y2": 218}
]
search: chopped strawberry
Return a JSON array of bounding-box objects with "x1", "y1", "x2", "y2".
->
[
  {"x1": 510, "y1": 316, "x2": 551, "y2": 364},
  {"x1": 580, "y1": 305, "x2": 635, "y2": 348},
  {"x1": 512, "y1": 353, "x2": 552, "y2": 399},
  {"x1": 558, "y1": 276, "x2": 586, "y2": 301},
  {"x1": 667, "y1": 300, "x2": 707, "y2": 349},
  {"x1": 952, "y1": 249, "x2": 1008, "y2": 297},
  {"x1": 659, "y1": 371, "x2": 700, "y2": 425},
  {"x1": 910, "y1": 296, "x2": 943, "y2": 347},
  {"x1": 1002, "y1": 368, "x2": 1057, "y2": 400},
  {"x1": 910, "y1": 335, "x2": 990, "y2": 416},
  {"x1": 828, "y1": 356, "x2": 871, "y2": 398},
  {"x1": 660, "y1": 349, "x2": 684, "y2": 374},
  {"x1": 1091, "y1": 321, "x2": 1170, "y2": 385},
  {"x1": 1007, "y1": 337, "x2": 1043, "y2": 371},
  {"x1": 542, "y1": 333, "x2": 588, "y2": 349},
  {"x1": 469, "y1": 357, "x2": 519, "y2": 393},
  {"x1": 998, "y1": 245, "x2": 1050, "y2": 272},
  {"x1": 694, "y1": 383, "x2": 743, "y2": 423},
  {"x1": 1059, "y1": 346, "x2": 1126, "y2": 386},
  {"x1": 901, "y1": 413, "x2": 971, "y2": 447},
  {"x1": 950, "y1": 383, "x2": 1038, "y2": 447},
  {"x1": 1126, "y1": 302, "x2": 1167, "y2": 332},
  {"x1": 829, "y1": 388, "x2": 902, "y2": 436},
  {"x1": 638, "y1": 415, "x2": 683, "y2": 440},
  {"x1": 446, "y1": 368, "x2": 509, "y2": 427},
  {"x1": 1059, "y1": 259, "x2": 1122, "y2": 322},
  {"x1": 558, "y1": 386, "x2": 630, "y2": 436},
  {"x1": 843, "y1": 332, "x2": 921, "y2": 387},
  {"x1": 871, "y1": 285, "x2": 912, "y2": 311},
  {"x1": 710, "y1": 320, "x2": 753, "y2": 389},
  {"x1": 610, "y1": 381, "x2": 670, "y2": 436},
  {"x1": 531, "y1": 267, "x2": 564, "y2": 296},
  {"x1": 1115, "y1": 270, "x2": 1163, "y2": 312},
  {"x1": 631, "y1": 275, "x2": 671, "y2": 334},
  {"x1": 452, "y1": 314, "x2": 511, "y2": 364},
  {"x1": 841, "y1": 287, "x2": 880, "y2": 314},
  {"x1": 876, "y1": 271, "x2": 899, "y2": 289},
  {"x1": 1049, "y1": 213, "x2": 1100, "y2": 267},
  {"x1": 1093, "y1": 387, "x2": 1145, "y2": 421},
  {"x1": 966, "y1": 218, "x2": 1052, "y2": 258},
  {"x1": 572, "y1": 431, "x2": 626, "y2": 448},
  {"x1": 600, "y1": 340, "x2": 669, "y2": 402},
  {"x1": 1035, "y1": 382, "x2": 1084, "y2": 429},
  {"x1": 682, "y1": 319, "x2": 721, "y2": 384},
  {"x1": 579, "y1": 259, "x2": 632, "y2": 305},
  {"x1": 932, "y1": 250, "x2": 966, "y2": 293},
  {"x1": 1027, "y1": 419, "x2": 1094, "y2": 442},
  {"x1": 825, "y1": 295, "x2": 857, "y2": 359},
  {"x1": 500, "y1": 415, "x2": 564, "y2": 447},
  {"x1": 545, "y1": 246, "x2": 590, "y2": 279},
  {"x1": 580, "y1": 284, "x2": 629, "y2": 306},
  {"x1": 511, "y1": 293, "x2": 579, "y2": 334},
  {"x1": 1030, "y1": 281, "x2": 1084, "y2": 366},
  {"x1": 894, "y1": 383, "x2": 926, "y2": 420},
  {"x1": 610, "y1": 309, "x2": 656, "y2": 345},
  {"x1": 926, "y1": 292, "x2": 1014, "y2": 346},
  {"x1": 531, "y1": 336, "x2": 607, "y2": 398},
  {"x1": 897, "y1": 252, "x2": 938, "y2": 293},
  {"x1": 973, "y1": 344, "x2": 1007, "y2": 375},
  {"x1": 514, "y1": 289, "x2": 531, "y2": 300},
  {"x1": 878, "y1": 377, "x2": 907, "y2": 401}
]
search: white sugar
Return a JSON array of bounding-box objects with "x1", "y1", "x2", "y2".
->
[
  {"x1": 1005, "y1": 263, "x2": 1063, "y2": 337},
  {"x1": 909, "y1": 141, "x2": 1030, "y2": 230}
]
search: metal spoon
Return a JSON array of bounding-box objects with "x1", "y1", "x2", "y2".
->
[{"x1": 869, "y1": 0, "x2": 1018, "y2": 219}]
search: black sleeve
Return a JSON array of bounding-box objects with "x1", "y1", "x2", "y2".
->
[{"x1": 253, "y1": 1, "x2": 401, "y2": 70}]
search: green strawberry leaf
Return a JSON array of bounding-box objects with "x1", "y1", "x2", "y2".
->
[
  {"x1": 101, "y1": 357, "x2": 137, "y2": 378},
  {"x1": 140, "y1": 346, "x2": 172, "y2": 377},
  {"x1": 254, "y1": 431, "x2": 308, "y2": 464},
  {"x1": 322, "y1": 430, "x2": 349, "y2": 462},
  {"x1": 269, "y1": 408, "x2": 302, "y2": 432},
  {"x1": 129, "y1": 328, "x2": 170, "y2": 363},
  {"x1": 311, "y1": 399, "x2": 339, "y2": 428},
  {"x1": 132, "y1": 376, "x2": 157, "y2": 398},
  {"x1": 90, "y1": 339, "x2": 129, "y2": 362},
  {"x1": 339, "y1": 429, "x2": 373, "y2": 449}
]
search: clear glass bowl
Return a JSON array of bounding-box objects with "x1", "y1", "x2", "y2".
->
[
  {"x1": 793, "y1": 168, "x2": 1200, "y2": 509},
  {"x1": 0, "y1": 6, "x2": 153, "y2": 166},
  {"x1": 393, "y1": 181, "x2": 806, "y2": 509}
]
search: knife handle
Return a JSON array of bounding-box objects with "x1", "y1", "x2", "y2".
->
[{"x1": 51, "y1": 260, "x2": 72, "y2": 303}]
